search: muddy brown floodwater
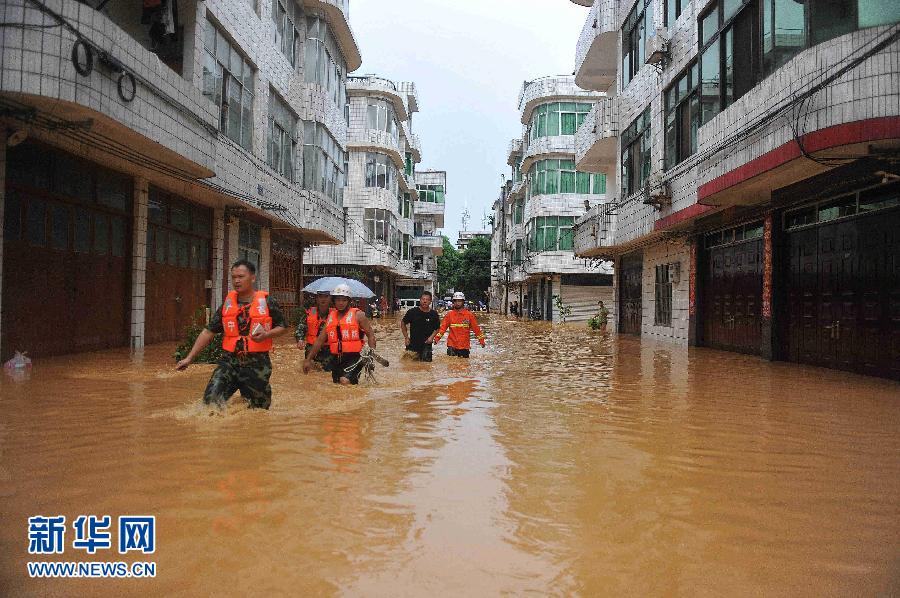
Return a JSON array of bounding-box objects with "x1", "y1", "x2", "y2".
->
[{"x1": 0, "y1": 314, "x2": 898, "y2": 596}]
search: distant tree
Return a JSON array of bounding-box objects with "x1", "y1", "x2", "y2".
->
[
  {"x1": 436, "y1": 236, "x2": 460, "y2": 295},
  {"x1": 458, "y1": 237, "x2": 492, "y2": 303}
]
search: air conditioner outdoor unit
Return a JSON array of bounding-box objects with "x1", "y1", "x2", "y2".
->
[{"x1": 646, "y1": 28, "x2": 670, "y2": 67}]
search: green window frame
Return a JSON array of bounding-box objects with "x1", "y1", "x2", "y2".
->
[
  {"x1": 528, "y1": 160, "x2": 606, "y2": 198},
  {"x1": 530, "y1": 103, "x2": 594, "y2": 141}
]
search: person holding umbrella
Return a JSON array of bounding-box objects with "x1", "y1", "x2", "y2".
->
[
  {"x1": 303, "y1": 284, "x2": 377, "y2": 385},
  {"x1": 295, "y1": 290, "x2": 334, "y2": 371}
]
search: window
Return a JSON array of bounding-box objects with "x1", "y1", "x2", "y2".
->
[
  {"x1": 415, "y1": 184, "x2": 445, "y2": 203},
  {"x1": 705, "y1": 221, "x2": 764, "y2": 247},
  {"x1": 664, "y1": 62, "x2": 700, "y2": 169},
  {"x1": 303, "y1": 122, "x2": 347, "y2": 204},
  {"x1": 402, "y1": 193, "x2": 412, "y2": 219},
  {"x1": 238, "y1": 221, "x2": 261, "y2": 270},
  {"x1": 146, "y1": 188, "x2": 213, "y2": 270},
  {"x1": 528, "y1": 160, "x2": 606, "y2": 198},
  {"x1": 366, "y1": 100, "x2": 399, "y2": 144},
  {"x1": 529, "y1": 103, "x2": 594, "y2": 140},
  {"x1": 621, "y1": 106, "x2": 652, "y2": 198},
  {"x1": 526, "y1": 216, "x2": 576, "y2": 252},
  {"x1": 622, "y1": 0, "x2": 655, "y2": 87},
  {"x1": 364, "y1": 208, "x2": 397, "y2": 247},
  {"x1": 513, "y1": 239, "x2": 524, "y2": 264},
  {"x1": 698, "y1": 0, "x2": 758, "y2": 125},
  {"x1": 305, "y1": 17, "x2": 347, "y2": 111},
  {"x1": 365, "y1": 153, "x2": 398, "y2": 194},
  {"x1": 666, "y1": 0, "x2": 684, "y2": 26},
  {"x1": 654, "y1": 264, "x2": 673, "y2": 326},
  {"x1": 513, "y1": 198, "x2": 524, "y2": 225},
  {"x1": 203, "y1": 17, "x2": 254, "y2": 150},
  {"x1": 271, "y1": 0, "x2": 300, "y2": 66},
  {"x1": 267, "y1": 91, "x2": 297, "y2": 180},
  {"x1": 405, "y1": 152, "x2": 414, "y2": 177}
]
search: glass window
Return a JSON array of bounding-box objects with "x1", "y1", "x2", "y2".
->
[
  {"x1": 238, "y1": 221, "x2": 261, "y2": 270},
  {"x1": 94, "y1": 213, "x2": 109, "y2": 255},
  {"x1": 527, "y1": 160, "x2": 605, "y2": 197},
  {"x1": 111, "y1": 216, "x2": 126, "y2": 257},
  {"x1": 530, "y1": 102, "x2": 593, "y2": 141},
  {"x1": 96, "y1": 171, "x2": 130, "y2": 212},
  {"x1": 204, "y1": 17, "x2": 254, "y2": 150},
  {"x1": 621, "y1": 106, "x2": 652, "y2": 197},
  {"x1": 664, "y1": 63, "x2": 700, "y2": 169},
  {"x1": 655, "y1": 264, "x2": 673, "y2": 326},
  {"x1": 305, "y1": 17, "x2": 347, "y2": 111},
  {"x1": 302, "y1": 122, "x2": 347, "y2": 204},
  {"x1": 26, "y1": 199, "x2": 46, "y2": 247},
  {"x1": 4, "y1": 191, "x2": 21, "y2": 240},
  {"x1": 272, "y1": 0, "x2": 300, "y2": 66},
  {"x1": 623, "y1": 0, "x2": 654, "y2": 86},
  {"x1": 268, "y1": 90, "x2": 297, "y2": 180},
  {"x1": 74, "y1": 208, "x2": 91, "y2": 253},
  {"x1": 51, "y1": 204, "x2": 69, "y2": 250},
  {"x1": 859, "y1": 183, "x2": 900, "y2": 212}
]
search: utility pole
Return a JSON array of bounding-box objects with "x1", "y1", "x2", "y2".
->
[{"x1": 500, "y1": 175, "x2": 509, "y2": 316}]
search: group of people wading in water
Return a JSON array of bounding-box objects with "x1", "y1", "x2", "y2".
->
[{"x1": 175, "y1": 260, "x2": 487, "y2": 411}]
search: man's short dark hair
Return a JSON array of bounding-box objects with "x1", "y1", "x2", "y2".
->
[
  {"x1": 421, "y1": 291, "x2": 433, "y2": 298},
  {"x1": 231, "y1": 259, "x2": 256, "y2": 274}
]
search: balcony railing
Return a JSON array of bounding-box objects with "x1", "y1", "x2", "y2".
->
[
  {"x1": 575, "y1": 97, "x2": 618, "y2": 173},
  {"x1": 574, "y1": 0, "x2": 618, "y2": 93}
]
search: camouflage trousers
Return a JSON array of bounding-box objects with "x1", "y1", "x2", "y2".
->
[
  {"x1": 306, "y1": 343, "x2": 335, "y2": 371},
  {"x1": 203, "y1": 352, "x2": 272, "y2": 410}
]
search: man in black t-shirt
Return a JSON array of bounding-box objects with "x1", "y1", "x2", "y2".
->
[{"x1": 400, "y1": 291, "x2": 440, "y2": 362}]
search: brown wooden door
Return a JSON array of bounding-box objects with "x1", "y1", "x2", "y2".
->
[
  {"x1": 703, "y1": 238, "x2": 763, "y2": 354},
  {"x1": 144, "y1": 189, "x2": 212, "y2": 345},
  {"x1": 619, "y1": 253, "x2": 642, "y2": 335},
  {"x1": 783, "y1": 206, "x2": 899, "y2": 379},
  {"x1": 270, "y1": 235, "x2": 300, "y2": 318},
  {"x1": 2, "y1": 189, "x2": 130, "y2": 359}
]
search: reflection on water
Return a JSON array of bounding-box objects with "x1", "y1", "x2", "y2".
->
[{"x1": 0, "y1": 315, "x2": 898, "y2": 596}]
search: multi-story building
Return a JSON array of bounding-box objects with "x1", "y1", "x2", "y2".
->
[
  {"x1": 495, "y1": 76, "x2": 614, "y2": 322},
  {"x1": 456, "y1": 230, "x2": 490, "y2": 252},
  {"x1": 0, "y1": 0, "x2": 362, "y2": 358},
  {"x1": 304, "y1": 74, "x2": 434, "y2": 304},
  {"x1": 570, "y1": 0, "x2": 899, "y2": 378},
  {"x1": 411, "y1": 169, "x2": 446, "y2": 294}
]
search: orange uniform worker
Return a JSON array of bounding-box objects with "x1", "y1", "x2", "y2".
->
[{"x1": 433, "y1": 292, "x2": 485, "y2": 358}]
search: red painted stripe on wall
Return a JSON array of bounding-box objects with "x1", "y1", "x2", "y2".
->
[{"x1": 698, "y1": 116, "x2": 900, "y2": 201}]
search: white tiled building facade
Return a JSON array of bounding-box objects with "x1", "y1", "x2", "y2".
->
[
  {"x1": 491, "y1": 76, "x2": 614, "y2": 322},
  {"x1": 304, "y1": 74, "x2": 437, "y2": 304},
  {"x1": 0, "y1": 0, "x2": 362, "y2": 357},
  {"x1": 569, "y1": 0, "x2": 900, "y2": 379}
]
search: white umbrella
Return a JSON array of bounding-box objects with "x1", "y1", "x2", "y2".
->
[{"x1": 302, "y1": 276, "x2": 376, "y2": 298}]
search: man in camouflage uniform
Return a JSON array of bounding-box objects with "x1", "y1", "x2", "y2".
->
[
  {"x1": 176, "y1": 259, "x2": 287, "y2": 410},
  {"x1": 295, "y1": 290, "x2": 334, "y2": 371}
]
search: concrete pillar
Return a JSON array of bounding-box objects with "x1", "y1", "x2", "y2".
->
[
  {"x1": 212, "y1": 208, "x2": 225, "y2": 307},
  {"x1": 259, "y1": 226, "x2": 271, "y2": 290},
  {"x1": 688, "y1": 237, "x2": 699, "y2": 346},
  {"x1": 0, "y1": 129, "x2": 6, "y2": 352},
  {"x1": 225, "y1": 217, "x2": 239, "y2": 294},
  {"x1": 761, "y1": 213, "x2": 776, "y2": 360},
  {"x1": 130, "y1": 178, "x2": 149, "y2": 349}
]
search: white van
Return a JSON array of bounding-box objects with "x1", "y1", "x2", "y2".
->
[{"x1": 399, "y1": 298, "x2": 419, "y2": 310}]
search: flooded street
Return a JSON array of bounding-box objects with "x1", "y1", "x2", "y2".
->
[{"x1": 1, "y1": 314, "x2": 898, "y2": 596}]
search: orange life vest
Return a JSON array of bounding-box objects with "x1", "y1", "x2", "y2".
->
[
  {"x1": 306, "y1": 307, "x2": 329, "y2": 345},
  {"x1": 221, "y1": 290, "x2": 273, "y2": 353},
  {"x1": 325, "y1": 308, "x2": 364, "y2": 354}
]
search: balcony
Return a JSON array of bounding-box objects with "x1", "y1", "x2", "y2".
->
[
  {"x1": 347, "y1": 129, "x2": 404, "y2": 168},
  {"x1": 408, "y1": 131, "x2": 422, "y2": 163},
  {"x1": 414, "y1": 202, "x2": 445, "y2": 228},
  {"x1": 507, "y1": 138, "x2": 523, "y2": 166},
  {"x1": 573, "y1": 203, "x2": 617, "y2": 258},
  {"x1": 518, "y1": 76, "x2": 599, "y2": 125},
  {"x1": 412, "y1": 235, "x2": 444, "y2": 256},
  {"x1": 304, "y1": 0, "x2": 361, "y2": 71},
  {"x1": 575, "y1": 97, "x2": 618, "y2": 173},
  {"x1": 574, "y1": 0, "x2": 618, "y2": 93},
  {"x1": 347, "y1": 75, "x2": 408, "y2": 120},
  {"x1": 397, "y1": 81, "x2": 420, "y2": 114},
  {"x1": 522, "y1": 135, "x2": 577, "y2": 172}
]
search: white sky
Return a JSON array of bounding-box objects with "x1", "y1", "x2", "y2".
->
[{"x1": 350, "y1": 0, "x2": 590, "y2": 245}]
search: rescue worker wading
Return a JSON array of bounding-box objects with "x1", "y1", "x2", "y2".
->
[
  {"x1": 433, "y1": 292, "x2": 485, "y2": 358},
  {"x1": 176, "y1": 259, "x2": 287, "y2": 410},
  {"x1": 295, "y1": 290, "x2": 334, "y2": 371},
  {"x1": 302, "y1": 284, "x2": 377, "y2": 385}
]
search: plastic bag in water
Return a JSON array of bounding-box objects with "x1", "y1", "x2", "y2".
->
[{"x1": 4, "y1": 351, "x2": 32, "y2": 369}]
